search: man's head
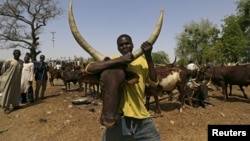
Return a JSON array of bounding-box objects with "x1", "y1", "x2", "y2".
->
[
  {"x1": 24, "y1": 54, "x2": 30, "y2": 63},
  {"x1": 117, "y1": 34, "x2": 134, "y2": 55},
  {"x1": 40, "y1": 55, "x2": 45, "y2": 62},
  {"x1": 13, "y1": 49, "x2": 21, "y2": 60}
]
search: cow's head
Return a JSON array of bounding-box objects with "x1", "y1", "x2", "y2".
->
[
  {"x1": 68, "y1": 0, "x2": 163, "y2": 127},
  {"x1": 195, "y1": 65, "x2": 211, "y2": 82},
  {"x1": 99, "y1": 67, "x2": 139, "y2": 127}
]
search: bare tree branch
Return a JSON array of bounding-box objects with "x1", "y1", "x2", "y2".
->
[{"x1": 0, "y1": 0, "x2": 64, "y2": 61}]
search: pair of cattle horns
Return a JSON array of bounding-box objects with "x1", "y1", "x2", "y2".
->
[{"x1": 68, "y1": 0, "x2": 164, "y2": 61}]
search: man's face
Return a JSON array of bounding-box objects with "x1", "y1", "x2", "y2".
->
[
  {"x1": 40, "y1": 55, "x2": 45, "y2": 62},
  {"x1": 13, "y1": 50, "x2": 21, "y2": 60},
  {"x1": 24, "y1": 55, "x2": 30, "y2": 62},
  {"x1": 117, "y1": 36, "x2": 133, "y2": 55}
]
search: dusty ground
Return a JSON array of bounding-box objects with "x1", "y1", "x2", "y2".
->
[{"x1": 1, "y1": 79, "x2": 250, "y2": 141}]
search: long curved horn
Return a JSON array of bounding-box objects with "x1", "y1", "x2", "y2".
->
[
  {"x1": 68, "y1": 0, "x2": 105, "y2": 61},
  {"x1": 69, "y1": 0, "x2": 164, "y2": 61},
  {"x1": 192, "y1": 80, "x2": 200, "y2": 87},
  {"x1": 132, "y1": 9, "x2": 164, "y2": 59},
  {"x1": 171, "y1": 56, "x2": 176, "y2": 64},
  {"x1": 206, "y1": 79, "x2": 212, "y2": 86}
]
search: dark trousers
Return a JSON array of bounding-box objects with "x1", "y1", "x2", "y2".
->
[{"x1": 35, "y1": 80, "x2": 47, "y2": 100}]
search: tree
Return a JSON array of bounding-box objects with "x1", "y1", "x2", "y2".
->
[
  {"x1": 175, "y1": 19, "x2": 220, "y2": 65},
  {"x1": 0, "y1": 0, "x2": 64, "y2": 61},
  {"x1": 235, "y1": 0, "x2": 250, "y2": 62},
  {"x1": 151, "y1": 51, "x2": 169, "y2": 65},
  {"x1": 220, "y1": 15, "x2": 248, "y2": 63}
]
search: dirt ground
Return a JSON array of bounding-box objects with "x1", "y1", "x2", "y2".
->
[{"x1": 1, "y1": 79, "x2": 250, "y2": 141}]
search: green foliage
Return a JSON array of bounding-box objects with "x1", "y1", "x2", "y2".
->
[
  {"x1": 221, "y1": 15, "x2": 248, "y2": 62},
  {"x1": 175, "y1": 0, "x2": 250, "y2": 64},
  {"x1": 151, "y1": 51, "x2": 169, "y2": 65},
  {"x1": 175, "y1": 19, "x2": 220, "y2": 65}
]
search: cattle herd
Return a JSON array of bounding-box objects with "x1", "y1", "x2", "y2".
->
[
  {"x1": 1, "y1": 58, "x2": 249, "y2": 118},
  {"x1": 46, "y1": 59, "x2": 250, "y2": 120},
  {"x1": 48, "y1": 62, "x2": 100, "y2": 96}
]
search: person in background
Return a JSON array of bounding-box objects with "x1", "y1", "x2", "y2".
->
[
  {"x1": 186, "y1": 60, "x2": 199, "y2": 89},
  {"x1": 85, "y1": 34, "x2": 161, "y2": 141},
  {"x1": 186, "y1": 60, "x2": 199, "y2": 71},
  {"x1": 34, "y1": 55, "x2": 49, "y2": 101},
  {"x1": 0, "y1": 49, "x2": 23, "y2": 114},
  {"x1": 54, "y1": 61, "x2": 62, "y2": 71},
  {"x1": 20, "y1": 53, "x2": 34, "y2": 103}
]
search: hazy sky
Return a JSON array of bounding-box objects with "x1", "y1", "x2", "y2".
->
[{"x1": 0, "y1": 0, "x2": 237, "y2": 61}]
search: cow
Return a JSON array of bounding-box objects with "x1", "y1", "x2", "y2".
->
[
  {"x1": 145, "y1": 64, "x2": 212, "y2": 117},
  {"x1": 48, "y1": 67, "x2": 63, "y2": 86},
  {"x1": 196, "y1": 64, "x2": 250, "y2": 101},
  {"x1": 68, "y1": 0, "x2": 163, "y2": 128},
  {"x1": 61, "y1": 69, "x2": 84, "y2": 91},
  {"x1": 222, "y1": 63, "x2": 249, "y2": 97},
  {"x1": 81, "y1": 71, "x2": 101, "y2": 98},
  {"x1": 144, "y1": 65, "x2": 191, "y2": 116}
]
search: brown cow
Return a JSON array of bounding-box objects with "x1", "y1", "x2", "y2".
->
[
  {"x1": 48, "y1": 68, "x2": 63, "y2": 86},
  {"x1": 196, "y1": 64, "x2": 250, "y2": 101},
  {"x1": 145, "y1": 65, "x2": 190, "y2": 116},
  {"x1": 60, "y1": 69, "x2": 84, "y2": 91},
  {"x1": 81, "y1": 71, "x2": 101, "y2": 98},
  {"x1": 145, "y1": 64, "x2": 211, "y2": 116}
]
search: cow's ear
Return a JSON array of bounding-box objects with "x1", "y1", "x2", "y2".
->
[{"x1": 125, "y1": 71, "x2": 139, "y2": 85}]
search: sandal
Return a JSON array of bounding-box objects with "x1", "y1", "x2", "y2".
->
[{"x1": 4, "y1": 109, "x2": 11, "y2": 114}]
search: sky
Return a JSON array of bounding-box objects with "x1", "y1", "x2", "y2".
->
[{"x1": 0, "y1": 0, "x2": 238, "y2": 62}]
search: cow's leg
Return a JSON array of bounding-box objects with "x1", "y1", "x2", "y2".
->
[
  {"x1": 49, "y1": 77, "x2": 54, "y2": 86},
  {"x1": 178, "y1": 86, "x2": 186, "y2": 113},
  {"x1": 188, "y1": 90, "x2": 194, "y2": 107},
  {"x1": 78, "y1": 81, "x2": 83, "y2": 91},
  {"x1": 179, "y1": 84, "x2": 194, "y2": 113},
  {"x1": 224, "y1": 83, "x2": 229, "y2": 100},
  {"x1": 239, "y1": 85, "x2": 248, "y2": 99},
  {"x1": 167, "y1": 91, "x2": 173, "y2": 101},
  {"x1": 152, "y1": 95, "x2": 163, "y2": 118},
  {"x1": 229, "y1": 84, "x2": 232, "y2": 96},
  {"x1": 221, "y1": 83, "x2": 228, "y2": 101},
  {"x1": 64, "y1": 81, "x2": 69, "y2": 91},
  {"x1": 84, "y1": 82, "x2": 88, "y2": 95},
  {"x1": 68, "y1": 82, "x2": 71, "y2": 91}
]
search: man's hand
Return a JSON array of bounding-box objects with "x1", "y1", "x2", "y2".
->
[
  {"x1": 141, "y1": 41, "x2": 153, "y2": 57},
  {"x1": 119, "y1": 52, "x2": 134, "y2": 64}
]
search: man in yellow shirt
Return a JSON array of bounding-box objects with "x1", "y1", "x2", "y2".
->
[{"x1": 85, "y1": 34, "x2": 161, "y2": 141}]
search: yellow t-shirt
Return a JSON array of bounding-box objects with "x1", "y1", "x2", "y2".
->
[
  {"x1": 119, "y1": 56, "x2": 158, "y2": 119},
  {"x1": 85, "y1": 56, "x2": 158, "y2": 119}
]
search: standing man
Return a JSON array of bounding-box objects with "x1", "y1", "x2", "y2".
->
[
  {"x1": 0, "y1": 49, "x2": 23, "y2": 114},
  {"x1": 34, "y1": 55, "x2": 49, "y2": 101},
  {"x1": 20, "y1": 54, "x2": 34, "y2": 103},
  {"x1": 85, "y1": 34, "x2": 161, "y2": 141}
]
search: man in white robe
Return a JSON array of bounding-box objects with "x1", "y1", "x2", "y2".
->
[{"x1": 0, "y1": 49, "x2": 23, "y2": 114}]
